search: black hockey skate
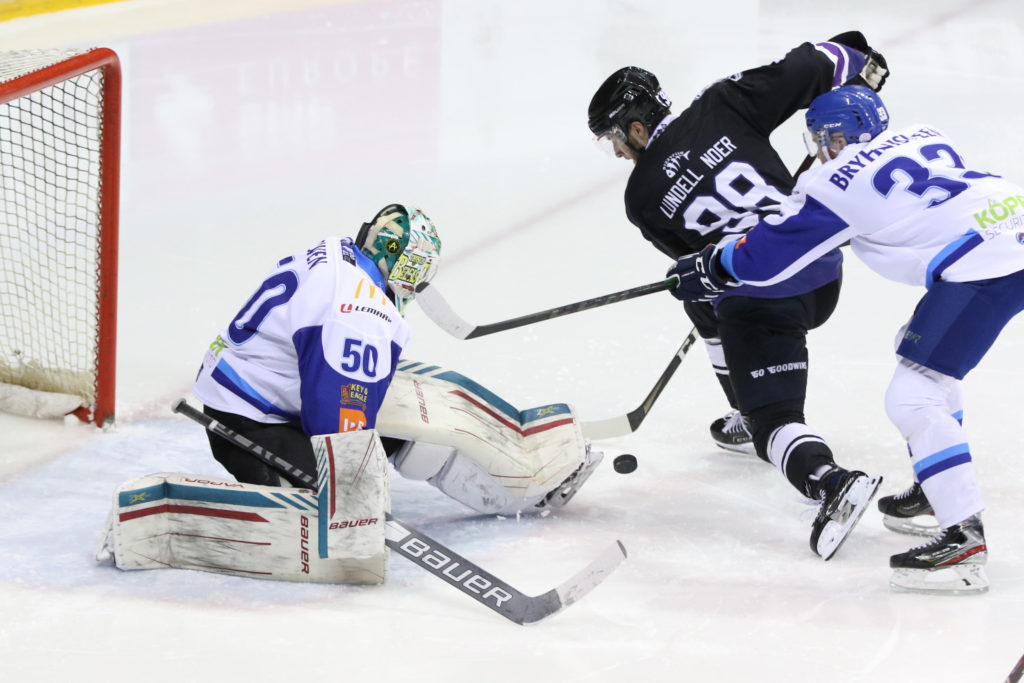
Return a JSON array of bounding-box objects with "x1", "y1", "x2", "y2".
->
[
  {"x1": 710, "y1": 410, "x2": 754, "y2": 455},
  {"x1": 889, "y1": 514, "x2": 988, "y2": 594},
  {"x1": 877, "y1": 482, "x2": 939, "y2": 537},
  {"x1": 809, "y1": 467, "x2": 882, "y2": 561}
]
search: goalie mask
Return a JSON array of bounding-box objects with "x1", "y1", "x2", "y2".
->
[{"x1": 356, "y1": 204, "x2": 442, "y2": 315}]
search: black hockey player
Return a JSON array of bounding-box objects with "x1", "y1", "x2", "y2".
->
[{"x1": 587, "y1": 32, "x2": 888, "y2": 560}]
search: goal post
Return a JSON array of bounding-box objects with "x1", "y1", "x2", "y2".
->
[{"x1": 0, "y1": 48, "x2": 121, "y2": 426}]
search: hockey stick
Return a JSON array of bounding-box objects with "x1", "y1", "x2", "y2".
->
[
  {"x1": 414, "y1": 277, "x2": 678, "y2": 340},
  {"x1": 171, "y1": 398, "x2": 626, "y2": 625},
  {"x1": 581, "y1": 327, "x2": 698, "y2": 440},
  {"x1": 793, "y1": 153, "x2": 816, "y2": 180},
  {"x1": 1007, "y1": 651, "x2": 1024, "y2": 683}
]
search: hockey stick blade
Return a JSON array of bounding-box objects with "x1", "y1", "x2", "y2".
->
[
  {"x1": 415, "y1": 278, "x2": 678, "y2": 340},
  {"x1": 173, "y1": 398, "x2": 626, "y2": 625},
  {"x1": 582, "y1": 327, "x2": 698, "y2": 440},
  {"x1": 385, "y1": 517, "x2": 626, "y2": 625}
]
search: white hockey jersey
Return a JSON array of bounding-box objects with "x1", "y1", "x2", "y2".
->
[
  {"x1": 193, "y1": 236, "x2": 410, "y2": 436},
  {"x1": 719, "y1": 124, "x2": 1024, "y2": 288}
]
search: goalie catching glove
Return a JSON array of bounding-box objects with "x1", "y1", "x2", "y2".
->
[{"x1": 666, "y1": 244, "x2": 738, "y2": 302}]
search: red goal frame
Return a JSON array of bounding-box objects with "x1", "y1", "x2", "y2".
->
[{"x1": 0, "y1": 48, "x2": 121, "y2": 426}]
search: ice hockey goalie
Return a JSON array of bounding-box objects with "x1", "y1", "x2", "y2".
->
[{"x1": 98, "y1": 363, "x2": 602, "y2": 584}]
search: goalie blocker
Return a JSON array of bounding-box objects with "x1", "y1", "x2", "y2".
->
[{"x1": 98, "y1": 430, "x2": 391, "y2": 584}]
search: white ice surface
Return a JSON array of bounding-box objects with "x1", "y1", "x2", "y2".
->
[{"x1": 2, "y1": 1, "x2": 1024, "y2": 681}]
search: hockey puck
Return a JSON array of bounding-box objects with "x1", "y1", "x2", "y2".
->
[{"x1": 613, "y1": 454, "x2": 637, "y2": 474}]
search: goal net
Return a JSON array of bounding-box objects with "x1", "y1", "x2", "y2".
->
[{"x1": 0, "y1": 48, "x2": 120, "y2": 426}]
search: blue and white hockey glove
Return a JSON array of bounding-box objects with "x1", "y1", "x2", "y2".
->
[{"x1": 667, "y1": 244, "x2": 736, "y2": 302}]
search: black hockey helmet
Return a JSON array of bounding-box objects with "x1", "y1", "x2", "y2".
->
[{"x1": 587, "y1": 66, "x2": 672, "y2": 139}]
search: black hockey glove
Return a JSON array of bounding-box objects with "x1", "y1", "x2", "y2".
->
[
  {"x1": 829, "y1": 30, "x2": 870, "y2": 52},
  {"x1": 854, "y1": 47, "x2": 889, "y2": 91},
  {"x1": 666, "y1": 244, "x2": 737, "y2": 303},
  {"x1": 830, "y1": 30, "x2": 889, "y2": 91}
]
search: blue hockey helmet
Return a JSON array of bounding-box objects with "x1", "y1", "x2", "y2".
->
[{"x1": 805, "y1": 85, "x2": 889, "y2": 158}]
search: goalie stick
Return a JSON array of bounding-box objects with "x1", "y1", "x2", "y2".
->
[
  {"x1": 171, "y1": 398, "x2": 626, "y2": 625},
  {"x1": 581, "y1": 327, "x2": 698, "y2": 440},
  {"x1": 415, "y1": 277, "x2": 678, "y2": 340}
]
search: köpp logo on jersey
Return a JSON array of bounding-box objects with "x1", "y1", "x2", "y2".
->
[{"x1": 1016, "y1": 232, "x2": 1024, "y2": 245}]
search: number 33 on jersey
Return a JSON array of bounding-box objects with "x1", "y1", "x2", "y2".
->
[{"x1": 193, "y1": 236, "x2": 411, "y2": 437}]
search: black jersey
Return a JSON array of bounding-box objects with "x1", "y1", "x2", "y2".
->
[{"x1": 625, "y1": 41, "x2": 868, "y2": 260}]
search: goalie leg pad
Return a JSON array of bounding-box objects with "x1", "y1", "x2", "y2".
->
[
  {"x1": 377, "y1": 363, "x2": 596, "y2": 514},
  {"x1": 428, "y1": 451, "x2": 517, "y2": 514},
  {"x1": 313, "y1": 430, "x2": 390, "y2": 561},
  {"x1": 391, "y1": 440, "x2": 455, "y2": 481},
  {"x1": 97, "y1": 472, "x2": 386, "y2": 584}
]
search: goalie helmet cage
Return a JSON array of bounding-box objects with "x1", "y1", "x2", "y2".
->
[{"x1": 0, "y1": 48, "x2": 121, "y2": 426}]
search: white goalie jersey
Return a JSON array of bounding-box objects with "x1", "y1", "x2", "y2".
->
[{"x1": 193, "y1": 236, "x2": 409, "y2": 435}]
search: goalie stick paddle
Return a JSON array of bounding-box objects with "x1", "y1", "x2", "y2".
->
[
  {"x1": 171, "y1": 398, "x2": 626, "y2": 625},
  {"x1": 415, "y1": 277, "x2": 678, "y2": 340},
  {"x1": 581, "y1": 327, "x2": 698, "y2": 440}
]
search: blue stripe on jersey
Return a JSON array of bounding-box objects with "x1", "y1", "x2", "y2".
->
[
  {"x1": 353, "y1": 245, "x2": 387, "y2": 289},
  {"x1": 914, "y1": 444, "x2": 972, "y2": 482},
  {"x1": 925, "y1": 230, "x2": 984, "y2": 288},
  {"x1": 813, "y1": 42, "x2": 867, "y2": 87},
  {"x1": 721, "y1": 194, "x2": 851, "y2": 286},
  {"x1": 212, "y1": 359, "x2": 295, "y2": 419}
]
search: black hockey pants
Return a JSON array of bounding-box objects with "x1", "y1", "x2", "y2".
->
[{"x1": 684, "y1": 277, "x2": 841, "y2": 461}]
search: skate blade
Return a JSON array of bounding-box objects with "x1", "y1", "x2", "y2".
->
[
  {"x1": 890, "y1": 564, "x2": 989, "y2": 595},
  {"x1": 816, "y1": 475, "x2": 883, "y2": 561},
  {"x1": 713, "y1": 441, "x2": 756, "y2": 456},
  {"x1": 882, "y1": 513, "x2": 940, "y2": 537}
]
